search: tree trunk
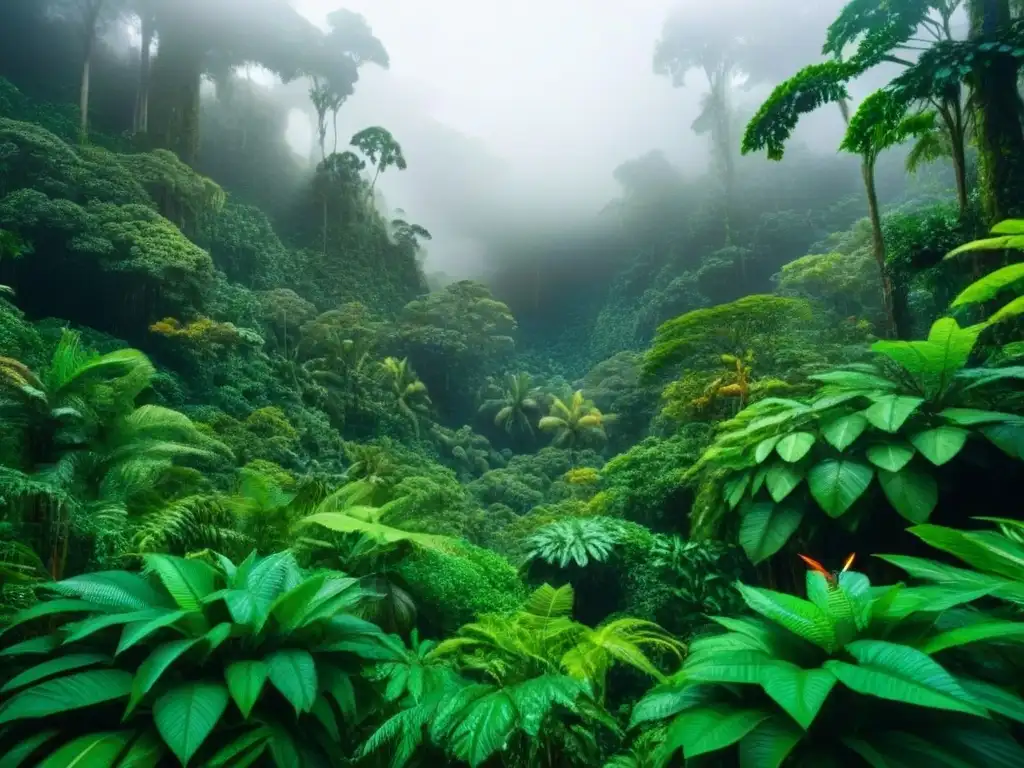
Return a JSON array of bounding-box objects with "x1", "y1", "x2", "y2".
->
[
  {"x1": 133, "y1": 13, "x2": 154, "y2": 134},
  {"x1": 148, "y1": 19, "x2": 204, "y2": 164},
  {"x1": 861, "y1": 161, "x2": 899, "y2": 339},
  {"x1": 968, "y1": 0, "x2": 1024, "y2": 222}
]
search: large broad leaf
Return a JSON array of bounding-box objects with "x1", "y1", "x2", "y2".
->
[
  {"x1": 755, "y1": 436, "x2": 783, "y2": 464},
  {"x1": 127, "y1": 638, "x2": 201, "y2": 714},
  {"x1": 0, "y1": 669, "x2": 131, "y2": 724},
  {"x1": 735, "y1": 583, "x2": 836, "y2": 651},
  {"x1": 447, "y1": 690, "x2": 516, "y2": 767},
  {"x1": 724, "y1": 471, "x2": 752, "y2": 509},
  {"x1": 0, "y1": 730, "x2": 59, "y2": 767},
  {"x1": 759, "y1": 661, "x2": 837, "y2": 729},
  {"x1": 990, "y1": 295, "x2": 1024, "y2": 323},
  {"x1": 951, "y1": 262, "x2": 1024, "y2": 306},
  {"x1": 959, "y1": 678, "x2": 1024, "y2": 725},
  {"x1": 142, "y1": 555, "x2": 218, "y2": 612},
  {"x1": 0, "y1": 653, "x2": 108, "y2": 694},
  {"x1": 872, "y1": 318, "x2": 984, "y2": 398},
  {"x1": 117, "y1": 611, "x2": 188, "y2": 655},
  {"x1": 940, "y1": 408, "x2": 1017, "y2": 426},
  {"x1": 807, "y1": 459, "x2": 874, "y2": 518},
  {"x1": 765, "y1": 464, "x2": 803, "y2": 503},
  {"x1": 661, "y1": 706, "x2": 769, "y2": 759},
  {"x1": 738, "y1": 502, "x2": 803, "y2": 564},
  {"x1": 737, "y1": 715, "x2": 803, "y2": 768},
  {"x1": 775, "y1": 433, "x2": 815, "y2": 462},
  {"x1": 629, "y1": 684, "x2": 716, "y2": 729},
  {"x1": 153, "y1": 682, "x2": 230, "y2": 765},
  {"x1": 910, "y1": 427, "x2": 969, "y2": 466},
  {"x1": 863, "y1": 395, "x2": 924, "y2": 433},
  {"x1": 49, "y1": 571, "x2": 169, "y2": 612},
  {"x1": 824, "y1": 640, "x2": 985, "y2": 716},
  {"x1": 225, "y1": 661, "x2": 268, "y2": 719},
  {"x1": 908, "y1": 525, "x2": 1024, "y2": 582},
  {"x1": 981, "y1": 421, "x2": 1024, "y2": 460},
  {"x1": 866, "y1": 441, "x2": 915, "y2": 472},
  {"x1": 523, "y1": 584, "x2": 574, "y2": 619},
  {"x1": 266, "y1": 650, "x2": 318, "y2": 714},
  {"x1": 821, "y1": 413, "x2": 869, "y2": 451},
  {"x1": 809, "y1": 370, "x2": 897, "y2": 391},
  {"x1": 922, "y1": 621, "x2": 1024, "y2": 654},
  {"x1": 878, "y1": 465, "x2": 938, "y2": 523},
  {"x1": 206, "y1": 727, "x2": 272, "y2": 768},
  {"x1": 507, "y1": 675, "x2": 583, "y2": 738},
  {"x1": 37, "y1": 731, "x2": 135, "y2": 768}
]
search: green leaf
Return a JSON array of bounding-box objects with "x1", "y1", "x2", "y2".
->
[
  {"x1": 0, "y1": 670, "x2": 131, "y2": 724},
  {"x1": 725, "y1": 471, "x2": 752, "y2": 509},
  {"x1": 0, "y1": 730, "x2": 59, "y2": 768},
  {"x1": 206, "y1": 727, "x2": 271, "y2": 767},
  {"x1": 629, "y1": 684, "x2": 715, "y2": 728},
  {"x1": 738, "y1": 502, "x2": 803, "y2": 564},
  {"x1": 765, "y1": 464, "x2": 803, "y2": 502},
  {"x1": 866, "y1": 441, "x2": 915, "y2": 472},
  {"x1": 116, "y1": 731, "x2": 165, "y2": 768},
  {"x1": 981, "y1": 421, "x2": 1024, "y2": 460},
  {"x1": 940, "y1": 408, "x2": 1015, "y2": 426},
  {"x1": 117, "y1": 611, "x2": 188, "y2": 655},
  {"x1": 959, "y1": 678, "x2": 1024, "y2": 725},
  {"x1": 864, "y1": 395, "x2": 924, "y2": 433},
  {"x1": 225, "y1": 661, "x2": 268, "y2": 719},
  {"x1": 824, "y1": 640, "x2": 985, "y2": 716},
  {"x1": 822, "y1": 412, "x2": 869, "y2": 451},
  {"x1": 910, "y1": 427, "x2": 969, "y2": 466},
  {"x1": 775, "y1": 432, "x2": 815, "y2": 462},
  {"x1": 37, "y1": 731, "x2": 134, "y2": 768},
  {"x1": 735, "y1": 583, "x2": 836, "y2": 651},
  {"x1": 922, "y1": 621, "x2": 1024, "y2": 654},
  {"x1": 990, "y1": 295, "x2": 1024, "y2": 323},
  {"x1": 950, "y1": 263, "x2": 1024, "y2": 306},
  {"x1": 878, "y1": 465, "x2": 937, "y2": 523},
  {"x1": 662, "y1": 706, "x2": 770, "y2": 759},
  {"x1": 807, "y1": 459, "x2": 874, "y2": 517},
  {"x1": 738, "y1": 715, "x2": 802, "y2": 768},
  {"x1": 755, "y1": 436, "x2": 782, "y2": 464},
  {"x1": 153, "y1": 682, "x2": 230, "y2": 765},
  {"x1": 127, "y1": 638, "x2": 201, "y2": 714},
  {"x1": 143, "y1": 555, "x2": 218, "y2": 611},
  {"x1": 448, "y1": 690, "x2": 516, "y2": 767},
  {"x1": 1, "y1": 653, "x2": 108, "y2": 694},
  {"x1": 908, "y1": 525, "x2": 1024, "y2": 582},
  {"x1": 62, "y1": 609, "x2": 167, "y2": 644},
  {"x1": 760, "y1": 661, "x2": 836, "y2": 729},
  {"x1": 266, "y1": 650, "x2": 318, "y2": 714},
  {"x1": 49, "y1": 571, "x2": 169, "y2": 612}
]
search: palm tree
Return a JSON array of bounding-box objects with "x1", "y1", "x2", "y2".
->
[
  {"x1": 539, "y1": 390, "x2": 614, "y2": 458},
  {"x1": 478, "y1": 372, "x2": 543, "y2": 437},
  {"x1": 379, "y1": 357, "x2": 431, "y2": 437}
]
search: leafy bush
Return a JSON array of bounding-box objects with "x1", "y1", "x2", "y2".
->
[{"x1": 0, "y1": 551, "x2": 387, "y2": 764}]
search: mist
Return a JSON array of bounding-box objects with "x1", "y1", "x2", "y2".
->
[{"x1": 276, "y1": 0, "x2": 858, "y2": 276}]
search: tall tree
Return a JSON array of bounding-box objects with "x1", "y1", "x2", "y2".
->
[
  {"x1": 350, "y1": 127, "x2": 407, "y2": 200},
  {"x1": 131, "y1": 0, "x2": 156, "y2": 134},
  {"x1": 967, "y1": 0, "x2": 1024, "y2": 221}
]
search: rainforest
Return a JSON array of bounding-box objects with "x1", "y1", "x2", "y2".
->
[{"x1": 1, "y1": 0, "x2": 1024, "y2": 765}]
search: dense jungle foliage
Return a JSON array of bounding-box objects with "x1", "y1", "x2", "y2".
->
[{"x1": 1, "y1": 0, "x2": 1024, "y2": 765}]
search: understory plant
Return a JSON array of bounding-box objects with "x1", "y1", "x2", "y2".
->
[
  {"x1": 692, "y1": 312, "x2": 1024, "y2": 564},
  {"x1": 0, "y1": 550, "x2": 387, "y2": 765},
  {"x1": 628, "y1": 562, "x2": 1024, "y2": 766}
]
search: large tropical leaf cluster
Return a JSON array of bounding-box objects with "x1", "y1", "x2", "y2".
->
[
  {"x1": 629, "y1": 566, "x2": 1024, "y2": 766},
  {"x1": 359, "y1": 583, "x2": 683, "y2": 767},
  {"x1": 693, "y1": 314, "x2": 1024, "y2": 563},
  {"x1": 0, "y1": 550, "x2": 388, "y2": 765}
]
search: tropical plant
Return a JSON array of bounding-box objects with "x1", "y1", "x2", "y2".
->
[
  {"x1": 650, "y1": 536, "x2": 747, "y2": 622},
  {"x1": 379, "y1": 356, "x2": 432, "y2": 437},
  {"x1": 478, "y1": 372, "x2": 543, "y2": 438},
  {"x1": 0, "y1": 550, "x2": 388, "y2": 764},
  {"x1": 527, "y1": 517, "x2": 622, "y2": 569},
  {"x1": 692, "y1": 314, "x2": 1024, "y2": 564},
  {"x1": 539, "y1": 391, "x2": 614, "y2": 456},
  {"x1": 630, "y1": 561, "x2": 1024, "y2": 765},
  {"x1": 359, "y1": 583, "x2": 683, "y2": 767},
  {"x1": 945, "y1": 218, "x2": 1024, "y2": 324}
]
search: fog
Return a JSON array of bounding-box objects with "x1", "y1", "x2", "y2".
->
[{"x1": 268, "y1": 1, "x2": 886, "y2": 274}]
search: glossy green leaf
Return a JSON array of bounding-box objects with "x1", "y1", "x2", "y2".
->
[
  {"x1": 864, "y1": 395, "x2": 924, "y2": 433},
  {"x1": 738, "y1": 502, "x2": 803, "y2": 564},
  {"x1": 725, "y1": 471, "x2": 752, "y2": 509},
  {"x1": 824, "y1": 640, "x2": 985, "y2": 716},
  {"x1": 821, "y1": 412, "x2": 869, "y2": 451},
  {"x1": 866, "y1": 441, "x2": 915, "y2": 472},
  {"x1": 117, "y1": 611, "x2": 188, "y2": 656},
  {"x1": 807, "y1": 459, "x2": 874, "y2": 517},
  {"x1": 225, "y1": 661, "x2": 268, "y2": 719},
  {"x1": 738, "y1": 715, "x2": 802, "y2": 768},
  {"x1": 0, "y1": 669, "x2": 131, "y2": 724},
  {"x1": 37, "y1": 731, "x2": 134, "y2": 768},
  {"x1": 206, "y1": 726, "x2": 272, "y2": 767},
  {"x1": 981, "y1": 421, "x2": 1024, "y2": 460},
  {"x1": 878, "y1": 465, "x2": 938, "y2": 523},
  {"x1": 266, "y1": 650, "x2": 318, "y2": 714},
  {"x1": 922, "y1": 621, "x2": 1024, "y2": 654},
  {"x1": 662, "y1": 706, "x2": 770, "y2": 759},
  {"x1": 765, "y1": 464, "x2": 803, "y2": 503},
  {"x1": 153, "y1": 682, "x2": 230, "y2": 765},
  {"x1": 127, "y1": 638, "x2": 201, "y2": 714},
  {"x1": 760, "y1": 661, "x2": 836, "y2": 729},
  {"x1": 775, "y1": 432, "x2": 815, "y2": 462},
  {"x1": 959, "y1": 678, "x2": 1024, "y2": 725},
  {"x1": 910, "y1": 427, "x2": 969, "y2": 466},
  {"x1": 940, "y1": 408, "x2": 1015, "y2": 426},
  {"x1": 1, "y1": 653, "x2": 108, "y2": 694},
  {"x1": 0, "y1": 729, "x2": 59, "y2": 768},
  {"x1": 142, "y1": 555, "x2": 218, "y2": 611},
  {"x1": 755, "y1": 436, "x2": 783, "y2": 464},
  {"x1": 448, "y1": 690, "x2": 516, "y2": 767}
]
